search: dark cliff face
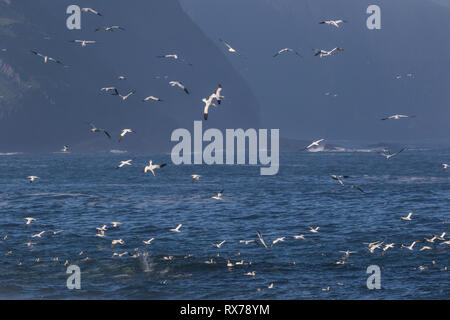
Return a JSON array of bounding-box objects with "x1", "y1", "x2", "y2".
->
[
  {"x1": 180, "y1": 0, "x2": 450, "y2": 143},
  {"x1": 0, "y1": 0, "x2": 260, "y2": 152}
]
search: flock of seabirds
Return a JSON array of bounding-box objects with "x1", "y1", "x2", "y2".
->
[{"x1": 2, "y1": 7, "x2": 449, "y2": 294}]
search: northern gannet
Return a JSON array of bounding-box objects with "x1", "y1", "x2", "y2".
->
[
  {"x1": 319, "y1": 20, "x2": 347, "y2": 28},
  {"x1": 170, "y1": 222, "x2": 183, "y2": 233},
  {"x1": 70, "y1": 40, "x2": 97, "y2": 47},
  {"x1": 273, "y1": 48, "x2": 302, "y2": 58},
  {"x1": 305, "y1": 139, "x2": 325, "y2": 150},
  {"x1": 81, "y1": 8, "x2": 102, "y2": 16},
  {"x1": 203, "y1": 94, "x2": 217, "y2": 120},
  {"x1": 119, "y1": 129, "x2": 134, "y2": 142},
  {"x1": 169, "y1": 81, "x2": 189, "y2": 95},
  {"x1": 211, "y1": 190, "x2": 224, "y2": 200},
  {"x1": 314, "y1": 47, "x2": 344, "y2": 57},
  {"x1": 381, "y1": 114, "x2": 416, "y2": 121},
  {"x1": 27, "y1": 176, "x2": 39, "y2": 183},
  {"x1": 143, "y1": 160, "x2": 167, "y2": 176},
  {"x1": 219, "y1": 39, "x2": 245, "y2": 57},
  {"x1": 117, "y1": 160, "x2": 132, "y2": 169}
]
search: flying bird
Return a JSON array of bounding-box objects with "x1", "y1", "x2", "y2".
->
[
  {"x1": 95, "y1": 26, "x2": 124, "y2": 32},
  {"x1": 111, "y1": 239, "x2": 125, "y2": 249},
  {"x1": 143, "y1": 160, "x2": 167, "y2": 176},
  {"x1": 169, "y1": 81, "x2": 189, "y2": 94},
  {"x1": 191, "y1": 175, "x2": 201, "y2": 183},
  {"x1": 25, "y1": 217, "x2": 36, "y2": 228},
  {"x1": 30, "y1": 50, "x2": 65, "y2": 65},
  {"x1": 203, "y1": 94, "x2": 217, "y2": 120},
  {"x1": 213, "y1": 240, "x2": 226, "y2": 249},
  {"x1": 270, "y1": 237, "x2": 286, "y2": 248},
  {"x1": 305, "y1": 139, "x2": 325, "y2": 150},
  {"x1": 142, "y1": 95, "x2": 163, "y2": 102},
  {"x1": 331, "y1": 175, "x2": 350, "y2": 186},
  {"x1": 382, "y1": 148, "x2": 406, "y2": 160},
  {"x1": 212, "y1": 84, "x2": 225, "y2": 104},
  {"x1": 61, "y1": 145, "x2": 69, "y2": 153},
  {"x1": 314, "y1": 48, "x2": 344, "y2": 57},
  {"x1": 88, "y1": 123, "x2": 111, "y2": 139},
  {"x1": 219, "y1": 39, "x2": 245, "y2": 57},
  {"x1": 81, "y1": 8, "x2": 102, "y2": 16},
  {"x1": 119, "y1": 129, "x2": 134, "y2": 142},
  {"x1": 70, "y1": 40, "x2": 97, "y2": 47},
  {"x1": 27, "y1": 176, "x2": 39, "y2": 183},
  {"x1": 401, "y1": 212, "x2": 415, "y2": 221},
  {"x1": 273, "y1": 48, "x2": 302, "y2": 58},
  {"x1": 117, "y1": 160, "x2": 132, "y2": 169},
  {"x1": 170, "y1": 222, "x2": 183, "y2": 233},
  {"x1": 319, "y1": 20, "x2": 347, "y2": 28},
  {"x1": 381, "y1": 114, "x2": 416, "y2": 121},
  {"x1": 257, "y1": 231, "x2": 268, "y2": 249}
]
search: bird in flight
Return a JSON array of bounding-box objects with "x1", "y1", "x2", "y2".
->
[
  {"x1": 88, "y1": 123, "x2": 111, "y2": 139},
  {"x1": 95, "y1": 26, "x2": 124, "y2": 32},
  {"x1": 157, "y1": 54, "x2": 192, "y2": 66},
  {"x1": 117, "y1": 160, "x2": 132, "y2": 169},
  {"x1": 273, "y1": 48, "x2": 302, "y2": 58},
  {"x1": 169, "y1": 81, "x2": 190, "y2": 95},
  {"x1": 203, "y1": 94, "x2": 217, "y2": 120},
  {"x1": 305, "y1": 139, "x2": 325, "y2": 150},
  {"x1": 170, "y1": 222, "x2": 184, "y2": 233},
  {"x1": 27, "y1": 176, "x2": 39, "y2": 183},
  {"x1": 213, "y1": 240, "x2": 226, "y2": 249},
  {"x1": 61, "y1": 145, "x2": 69, "y2": 153},
  {"x1": 381, "y1": 114, "x2": 416, "y2": 121},
  {"x1": 331, "y1": 175, "x2": 350, "y2": 186},
  {"x1": 82, "y1": 8, "x2": 102, "y2": 16},
  {"x1": 257, "y1": 231, "x2": 268, "y2": 249},
  {"x1": 381, "y1": 148, "x2": 406, "y2": 160},
  {"x1": 270, "y1": 237, "x2": 286, "y2": 248},
  {"x1": 319, "y1": 20, "x2": 347, "y2": 28},
  {"x1": 401, "y1": 212, "x2": 415, "y2": 221},
  {"x1": 219, "y1": 39, "x2": 245, "y2": 57},
  {"x1": 191, "y1": 175, "x2": 201, "y2": 183},
  {"x1": 70, "y1": 40, "x2": 97, "y2": 47},
  {"x1": 212, "y1": 84, "x2": 225, "y2": 105},
  {"x1": 142, "y1": 95, "x2": 163, "y2": 102},
  {"x1": 143, "y1": 160, "x2": 167, "y2": 176},
  {"x1": 30, "y1": 50, "x2": 65, "y2": 66},
  {"x1": 112, "y1": 89, "x2": 136, "y2": 101},
  {"x1": 314, "y1": 47, "x2": 344, "y2": 58},
  {"x1": 25, "y1": 217, "x2": 36, "y2": 228},
  {"x1": 442, "y1": 164, "x2": 450, "y2": 170},
  {"x1": 350, "y1": 185, "x2": 366, "y2": 194},
  {"x1": 119, "y1": 129, "x2": 134, "y2": 142}
]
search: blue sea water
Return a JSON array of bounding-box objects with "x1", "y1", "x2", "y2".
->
[{"x1": 0, "y1": 150, "x2": 449, "y2": 299}]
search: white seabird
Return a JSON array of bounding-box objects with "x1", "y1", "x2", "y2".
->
[
  {"x1": 305, "y1": 139, "x2": 325, "y2": 150},
  {"x1": 273, "y1": 48, "x2": 302, "y2": 58},
  {"x1": 401, "y1": 212, "x2": 415, "y2": 221},
  {"x1": 319, "y1": 20, "x2": 347, "y2": 28},
  {"x1": 170, "y1": 222, "x2": 183, "y2": 233},
  {"x1": 119, "y1": 129, "x2": 134, "y2": 142},
  {"x1": 117, "y1": 160, "x2": 132, "y2": 169},
  {"x1": 314, "y1": 47, "x2": 344, "y2": 58},
  {"x1": 381, "y1": 114, "x2": 416, "y2": 121},
  {"x1": 143, "y1": 160, "x2": 167, "y2": 176},
  {"x1": 219, "y1": 39, "x2": 245, "y2": 57},
  {"x1": 81, "y1": 8, "x2": 102, "y2": 16},
  {"x1": 191, "y1": 175, "x2": 201, "y2": 183},
  {"x1": 88, "y1": 123, "x2": 111, "y2": 139},
  {"x1": 212, "y1": 190, "x2": 224, "y2": 200},
  {"x1": 169, "y1": 81, "x2": 189, "y2": 95},
  {"x1": 30, "y1": 50, "x2": 65, "y2": 65},
  {"x1": 142, "y1": 95, "x2": 163, "y2": 102},
  {"x1": 70, "y1": 40, "x2": 97, "y2": 47},
  {"x1": 203, "y1": 94, "x2": 217, "y2": 120},
  {"x1": 27, "y1": 176, "x2": 39, "y2": 183},
  {"x1": 95, "y1": 26, "x2": 124, "y2": 32}
]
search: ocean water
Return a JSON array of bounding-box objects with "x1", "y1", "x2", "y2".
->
[{"x1": 0, "y1": 150, "x2": 449, "y2": 299}]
